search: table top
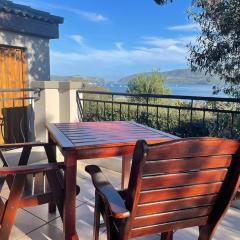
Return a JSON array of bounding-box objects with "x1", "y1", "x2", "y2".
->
[{"x1": 46, "y1": 121, "x2": 178, "y2": 152}]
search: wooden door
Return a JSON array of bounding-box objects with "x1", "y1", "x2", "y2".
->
[{"x1": 0, "y1": 46, "x2": 28, "y2": 143}]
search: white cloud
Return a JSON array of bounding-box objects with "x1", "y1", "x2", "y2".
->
[
  {"x1": 115, "y1": 42, "x2": 124, "y2": 50},
  {"x1": 168, "y1": 23, "x2": 200, "y2": 32},
  {"x1": 51, "y1": 35, "x2": 195, "y2": 77},
  {"x1": 69, "y1": 35, "x2": 85, "y2": 46},
  {"x1": 75, "y1": 10, "x2": 107, "y2": 22},
  {"x1": 141, "y1": 36, "x2": 196, "y2": 48},
  {"x1": 142, "y1": 37, "x2": 179, "y2": 47},
  {"x1": 52, "y1": 35, "x2": 194, "y2": 66}
]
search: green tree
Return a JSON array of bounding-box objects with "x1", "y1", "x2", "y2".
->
[
  {"x1": 189, "y1": 0, "x2": 240, "y2": 97},
  {"x1": 127, "y1": 71, "x2": 171, "y2": 95},
  {"x1": 127, "y1": 71, "x2": 171, "y2": 103}
]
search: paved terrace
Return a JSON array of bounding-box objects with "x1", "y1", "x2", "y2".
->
[{"x1": 2, "y1": 160, "x2": 240, "y2": 240}]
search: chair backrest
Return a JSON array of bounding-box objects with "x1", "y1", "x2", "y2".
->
[{"x1": 125, "y1": 137, "x2": 240, "y2": 239}]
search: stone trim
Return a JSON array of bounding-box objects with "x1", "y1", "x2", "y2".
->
[{"x1": 31, "y1": 80, "x2": 83, "y2": 90}]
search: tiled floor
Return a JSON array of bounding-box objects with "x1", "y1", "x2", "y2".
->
[{"x1": 4, "y1": 161, "x2": 240, "y2": 240}]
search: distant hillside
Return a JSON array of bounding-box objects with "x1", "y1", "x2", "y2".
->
[
  {"x1": 118, "y1": 69, "x2": 219, "y2": 85},
  {"x1": 51, "y1": 75, "x2": 105, "y2": 85}
]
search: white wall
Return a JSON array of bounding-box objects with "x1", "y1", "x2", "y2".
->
[
  {"x1": 0, "y1": 30, "x2": 50, "y2": 82},
  {"x1": 31, "y1": 80, "x2": 82, "y2": 142}
]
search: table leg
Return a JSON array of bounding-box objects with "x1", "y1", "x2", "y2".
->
[
  {"x1": 121, "y1": 155, "x2": 132, "y2": 189},
  {"x1": 47, "y1": 134, "x2": 57, "y2": 213},
  {"x1": 64, "y1": 151, "x2": 79, "y2": 240}
]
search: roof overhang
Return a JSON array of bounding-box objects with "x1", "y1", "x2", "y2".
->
[{"x1": 0, "y1": 0, "x2": 64, "y2": 39}]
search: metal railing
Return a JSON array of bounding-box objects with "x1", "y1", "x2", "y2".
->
[
  {"x1": 76, "y1": 90, "x2": 240, "y2": 139},
  {"x1": 0, "y1": 88, "x2": 40, "y2": 143}
]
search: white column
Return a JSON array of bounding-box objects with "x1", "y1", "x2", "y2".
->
[{"x1": 31, "y1": 80, "x2": 83, "y2": 142}]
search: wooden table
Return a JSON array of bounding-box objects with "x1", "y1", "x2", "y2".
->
[{"x1": 46, "y1": 121, "x2": 178, "y2": 240}]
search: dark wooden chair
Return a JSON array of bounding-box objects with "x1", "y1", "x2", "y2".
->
[
  {"x1": 0, "y1": 142, "x2": 61, "y2": 213},
  {"x1": 86, "y1": 137, "x2": 240, "y2": 240},
  {"x1": 0, "y1": 142, "x2": 79, "y2": 239}
]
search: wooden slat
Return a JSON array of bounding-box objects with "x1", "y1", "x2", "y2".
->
[
  {"x1": 141, "y1": 169, "x2": 228, "y2": 190},
  {"x1": 139, "y1": 182, "x2": 222, "y2": 203},
  {"x1": 34, "y1": 173, "x2": 44, "y2": 194},
  {"x1": 19, "y1": 192, "x2": 54, "y2": 208},
  {"x1": 58, "y1": 126, "x2": 161, "y2": 132},
  {"x1": 71, "y1": 137, "x2": 166, "y2": 145},
  {"x1": 46, "y1": 123, "x2": 74, "y2": 150},
  {"x1": 73, "y1": 138, "x2": 168, "y2": 148},
  {"x1": 143, "y1": 156, "x2": 231, "y2": 175},
  {"x1": 131, "y1": 121, "x2": 179, "y2": 140},
  {"x1": 147, "y1": 138, "x2": 240, "y2": 160},
  {"x1": 23, "y1": 175, "x2": 34, "y2": 196},
  {"x1": 76, "y1": 145, "x2": 135, "y2": 159},
  {"x1": 60, "y1": 128, "x2": 162, "y2": 133},
  {"x1": 132, "y1": 206, "x2": 213, "y2": 228},
  {"x1": 130, "y1": 216, "x2": 208, "y2": 238},
  {"x1": 136, "y1": 195, "x2": 218, "y2": 216},
  {"x1": 62, "y1": 132, "x2": 162, "y2": 139}
]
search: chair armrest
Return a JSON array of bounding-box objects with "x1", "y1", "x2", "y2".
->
[
  {"x1": 0, "y1": 163, "x2": 64, "y2": 175},
  {"x1": 85, "y1": 165, "x2": 130, "y2": 219},
  {"x1": 0, "y1": 141, "x2": 52, "y2": 149}
]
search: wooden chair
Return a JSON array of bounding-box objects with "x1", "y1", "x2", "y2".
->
[
  {"x1": 86, "y1": 137, "x2": 240, "y2": 240},
  {"x1": 0, "y1": 142, "x2": 61, "y2": 213},
  {"x1": 0, "y1": 142, "x2": 79, "y2": 239}
]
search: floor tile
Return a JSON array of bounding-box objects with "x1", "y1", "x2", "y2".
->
[
  {"x1": 76, "y1": 166, "x2": 121, "y2": 206},
  {"x1": 76, "y1": 177, "x2": 95, "y2": 204},
  {"x1": 77, "y1": 162, "x2": 92, "y2": 179},
  {"x1": 101, "y1": 167, "x2": 121, "y2": 189},
  {"x1": 23, "y1": 204, "x2": 61, "y2": 223},
  {"x1": 219, "y1": 207, "x2": 240, "y2": 235},
  {"x1": 50, "y1": 202, "x2": 105, "y2": 239},
  {"x1": 19, "y1": 224, "x2": 64, "y2": 240},
  {"x1": 24, "y1": 200, "x2": 84, "y2": 223},
  {"x1": 9, "y1": 209, "x2": 45, "y2": 240}
]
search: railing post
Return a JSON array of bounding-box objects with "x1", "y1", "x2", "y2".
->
[
  {"x1": 146, "y1": 96, "x2": 149, "y2": 125},
  {"x1": 76, "y1": 90, "x2": 84, "y2": 121},
  {"x1": 111, "y1": 94, "x2": 114, "y2": 121}
]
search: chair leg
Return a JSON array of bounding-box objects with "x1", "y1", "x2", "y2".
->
[
  {"x1": 46, "y1": 177, "x2": 57, "y2": 213},
  {"x1": 198, "y1": 225, "x2": 215, "y2": 240},
  {"x1": 44, "y1": 143, "x2": 58, "y2": 214},
  {"x1": 46, "y1": 171, "x2": 64, "y2": 219},
  {"x1": 93, "y1": 193, "x2": 101, "y2": 240},
  {"x1": 48, "y1": 201, "x2": 57, "y2": 213},
  {"x1": 0, "y1": 175, "x2": 25, "y2": 240},
  {"x1": 0, "y1": 197, "x2": 6, "y2": 223},
  {"x1": 161, "y1": 231, "x2": 173, "y2": 240}
]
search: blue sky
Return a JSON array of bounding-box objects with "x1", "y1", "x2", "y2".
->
[{"x1": 16, "y1": 0, "x2": 197, "y2": 81}]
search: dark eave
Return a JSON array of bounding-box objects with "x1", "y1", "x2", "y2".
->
[
  {"x1": 0, "y1": 0, "x2": 64, "y2": 39},
  {"x1": 0, "y1": 0, "x2": 63, "y2": 24}
]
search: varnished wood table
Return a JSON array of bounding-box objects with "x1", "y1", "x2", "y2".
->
[{"x1": 46, "y1": 121, "x2": 178, "y2": 240}]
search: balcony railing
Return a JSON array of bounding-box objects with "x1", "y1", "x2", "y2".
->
[
  {"x1": 76, "y1": 90, "x2": 240, "y2": 139},
  {"x1": 0, "y1": 88, "x2": 40, "y2": 143}
]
